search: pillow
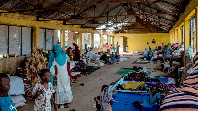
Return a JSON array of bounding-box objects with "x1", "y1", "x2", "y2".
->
[
  {"x1": 11, "y1": 95, "x2": 26, "y2": 104},
  {"x1": 8, "y1": 76, "x2": 25, "y2": 95},
  {"x1": 15, "y1": 102, "x2": 26, "y2": 108}
]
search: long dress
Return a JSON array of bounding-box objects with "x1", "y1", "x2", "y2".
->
[
  {"x1": 51, "y1": 55, "x2": 73, "y2": 104},
  {"x1": 73, "y1": 43, "x2": 80, "y2": 61}
]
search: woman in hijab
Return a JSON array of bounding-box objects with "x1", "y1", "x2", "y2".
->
[
  {"x1": 50, "y1": 45, "x2": 73, "y2": 108},
  {"x1": 100, "y1": 53, "x2": 108, "y2": 64},
  {"x1": 73, "y1": 43, "x2": 80, "y2": 61}
]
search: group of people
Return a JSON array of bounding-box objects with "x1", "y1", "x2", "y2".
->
[
  {"x1": 100, "y1": 52, "x2": 120, "y2": 64},
  {"x1": 105, "y1": 42, "x2": 121, "y2": 54},
  {"x1": 142, "y1": 47, "x2": 153, "y2": 60},
  {"x1": 0, "y1": 44, "x2": 74, "y2": 111}
]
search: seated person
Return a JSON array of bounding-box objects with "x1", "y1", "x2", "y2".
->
[
  {"x1": 109, "y1": 52, "x2": 116, "y2": 63},
  {"x1": 100, "y1": 53, "x2": 108, "y2": 64},
  {"x1": 86, "y1": 50, "x2": 95, "y2": 60},
  {"x1": 143, "y1": 48, "x2": 149, "y2": 56},
  {"x1": 94, "y1": 85, "x2": 113, "y2": 111},
  {"x1": 133, "y1": 86, "x2": 160, "y2": 111},
  {"x1": 145, "y1": 53, "x2": 151, "y2": 60},
  {"x1": 115, "y1": 52, "x2": 120, "y2": 59}
]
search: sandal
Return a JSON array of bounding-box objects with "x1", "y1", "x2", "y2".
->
[
  {"x1": 64, "y1": 105, "x2": 70, "y2": 108},
  {"x1": 59, "y1": 105, "x2": 70, "y2": 108}
]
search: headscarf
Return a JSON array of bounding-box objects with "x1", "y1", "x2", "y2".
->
[{"x1": 53, "y1": 45, "x2": 66, "y2": 66}]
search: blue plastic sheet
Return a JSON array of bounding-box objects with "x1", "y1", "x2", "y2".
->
[
  {"x1": 124, "y1": 77, "x2": 169, "y2": 83},
  {"x1": 112, "y1": 92, "x2": 161, "y2": 111}
]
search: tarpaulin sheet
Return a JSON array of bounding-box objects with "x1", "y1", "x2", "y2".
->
[{"x1": 112, "y1": 92, "x2": 160, "y2": 111}]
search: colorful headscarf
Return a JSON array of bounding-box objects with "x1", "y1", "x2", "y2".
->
[{"x1": 53, "y1": 45, "x2": 66, "y2": 66}]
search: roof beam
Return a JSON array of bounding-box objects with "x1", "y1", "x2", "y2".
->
[
  {"x1": 61, "y1": 20, "x2": 173, "y2": 25},
  {"x1": 0, "y1": 0, "x2": 158, "y2": 14},
  {"x1": 0, "y1": 0, "x2": 10, "y2": 7},
  {"x1": 59, "y1": 13, "x2": 175, "y2": 19}
]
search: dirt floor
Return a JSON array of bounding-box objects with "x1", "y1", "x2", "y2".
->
[{"x1": 17, "y1": 54, "x2": 168, "y2": 111}]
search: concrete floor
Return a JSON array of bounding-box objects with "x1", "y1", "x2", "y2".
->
[{"x1": 17, "y1": 54, "x2": 168, "y2": 111}]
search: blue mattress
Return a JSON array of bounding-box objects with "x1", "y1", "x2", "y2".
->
[
  {"x1": 124, "y1": 77, "x2": 169, "y2": 83},
  {"x1": 112, "y1": 92, "x2": 161, "y2": 111}
]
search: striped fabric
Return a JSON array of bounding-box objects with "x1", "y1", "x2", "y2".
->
[{"x1": 160, "y1": 52, "x2": 198, "y2": 111}]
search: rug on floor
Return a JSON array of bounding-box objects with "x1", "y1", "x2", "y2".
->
[{"x1": 115, "y1": 68, "x2": 135, "y2": 75}]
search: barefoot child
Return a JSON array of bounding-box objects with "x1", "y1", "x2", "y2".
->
[
  {"x1": 32, "y1": 69, "x2": 57, "y2": 111},
  {"x1": 0, "y1": 73, "x2": 17, "y2": 111}
]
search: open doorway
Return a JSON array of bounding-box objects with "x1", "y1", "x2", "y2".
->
[{"x1": 119, "y1": 36, "x2": 128, "y2": 53}]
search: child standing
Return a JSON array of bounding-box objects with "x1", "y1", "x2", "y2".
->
[
  {"x1": 0, "y1": 73, "x2": 17, "y2": 111},
  {"x1": 32, "y1": 69, "x2": 57, "y2": 111}
]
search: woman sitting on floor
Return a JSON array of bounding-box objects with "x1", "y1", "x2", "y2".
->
[
  {"x1": 100, "y1": 53, "x2": 108, "y2": 64},
  {"x1": 94, "y1": 85, "x2": 113, "y2": 111},
  {"x1": 133, "y1": 86, "x2": 160, "y2": 111},
  {"x1": 115, "y1": 52, "x2": 120, "y2": 62}
]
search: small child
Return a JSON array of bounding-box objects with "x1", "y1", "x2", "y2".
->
[
  {"x1": 32, "y1": 69, "x2": 57, "y2": 111},
  {"x1": 0, "y1": 73, "x2": 17, "y2": 111}
]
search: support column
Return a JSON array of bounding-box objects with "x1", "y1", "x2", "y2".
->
[
  {"x1": 183, "y1": 20, "x2": 186, "y2": 66},
  {"x1": 108, "y1": 34, "x2": 111, "y2": 46},
  {"x1": 91, "y1": 33, "x2": 94, "y2": 49},
  {"x1": 78, "y1": 31, "x2": 82, "y2": 54},
  {"x1": 33, "y1": 26, "x2": 39, "y2": 50},
  {"x1": 176, "y1": 28, "x2": 178, "y2": 43},
  {"x1": 178, "y1": 26, "x2": 182, "y2": 47},
  {"x1": 174, "y1": 30, "x2": 175, "y2": 43},
  {"x1": 100, "y1": 31, "x2": 103, "y2": 49},
  {"x1": 60, "y1": 29, "x2": 65, "y2": 51}
]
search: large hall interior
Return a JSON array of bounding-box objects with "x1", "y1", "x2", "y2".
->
[{"x1": 0, "y1": 0, "x2": 198, "y2": 111}]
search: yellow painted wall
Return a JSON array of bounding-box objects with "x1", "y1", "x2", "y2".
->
[
  {"x1": 177, "y1": 22, "x2": 184, "y2": 47},
  {"x1": 114, "y1": 33, "x2": 170, "y2": 52},
  {"x1": 175, "y1": 29, "x2": 178, "y2": 43},
  {"x1": 195, "y1": 7, "x2": 198, "y2": 51},
  {"x1": 169, "y1": 0, "x2": 197, "y2": 51}
]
